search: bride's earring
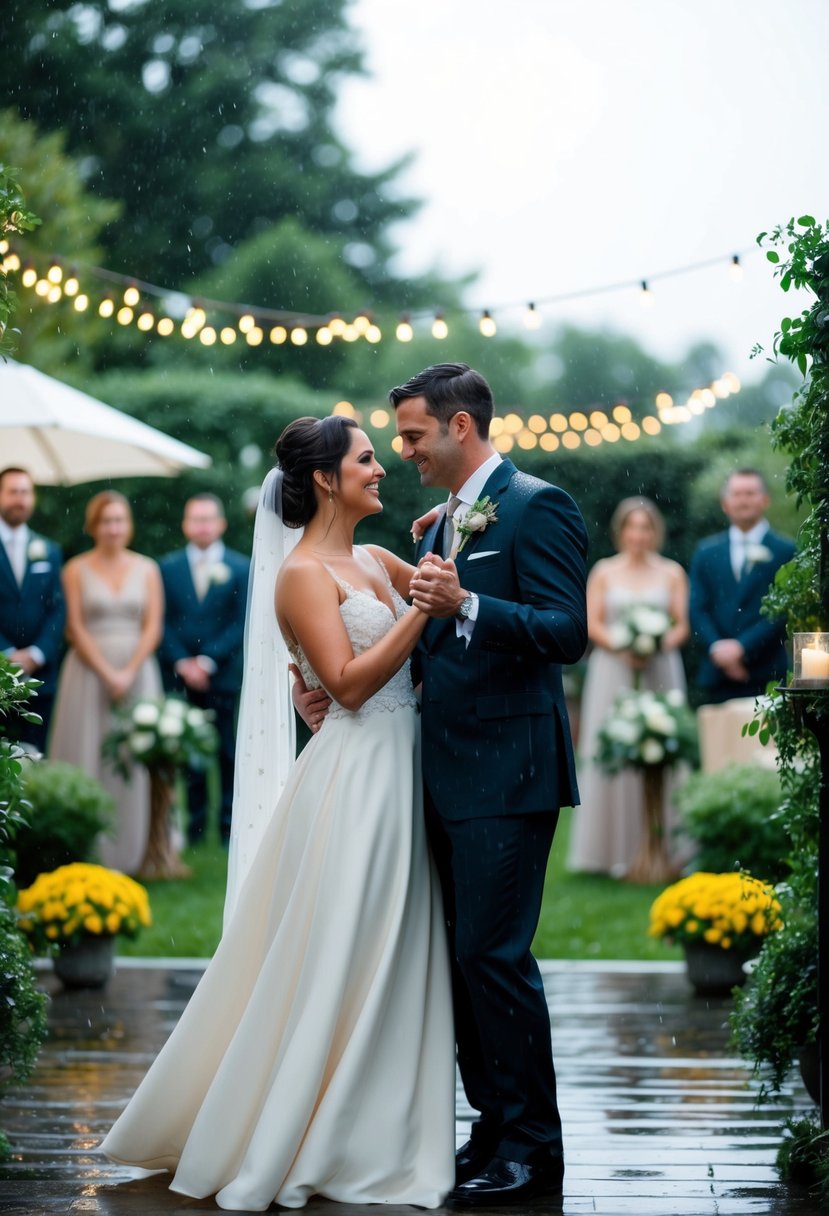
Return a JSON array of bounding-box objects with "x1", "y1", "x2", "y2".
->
[{"x1": 328, "y1": 489, "x2": 333, "y2": 504}]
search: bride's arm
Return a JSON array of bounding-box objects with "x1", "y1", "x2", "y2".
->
[{"x1": 277, "y1": 558, "x2": 426, "y2": 712}]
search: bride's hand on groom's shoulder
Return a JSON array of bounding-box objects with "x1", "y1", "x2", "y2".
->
[
  {"x1": 289, "y1": 663, "x2": 332, "y2": 732},
  {"x1": 410, "y1": 506, "x2": 440, "y2": 541}
]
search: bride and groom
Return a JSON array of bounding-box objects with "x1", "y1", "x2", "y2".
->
[{"x1": 102, "y1": 362, "x2": 588, "y2": 1210}]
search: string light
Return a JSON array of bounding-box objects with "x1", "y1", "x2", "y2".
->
[
  {"x1": 98, "y1": 296, "x2": 114, "y2": 318},
  {"x1": 479, "y1": 309, "x2": 497, "y2": 337},
  {"x1": 396, "y1": 316, "x2": 414, "y2": 342},
  {"x1": 431, "y1": 313, "x2": 448, "y2": 340},
  {"x1": 524, "y1": 302, "x2": 542, "y2": 330},
  {"x1": 729, "y1": 254, "x2": 743, "y2": 282},
  {"x1": 123, "y1": 284, "x2": 141, "y2": 307},
  {"x1": 47, "y1": 263, "x2": 63, "y2": 285}
]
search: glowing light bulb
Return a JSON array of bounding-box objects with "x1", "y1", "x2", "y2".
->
[
  {"x1": 156, "y1": 317, "x2": 175, "y2": 336},
  {"x1": 34, "y1": 279, "x2": 50, "y2": 297},
  {"x1": 333, "y1": 401, "x2": 355, "y2": 417},
  {"x1": 479, "y1": 310, "x2": 497, "y2": 337},
  {"x1": 642, "y1": 416, "x2": 662, "y2": 435},
  {"x1": 365, "y1": 324, "x2": 382, "y2": 343},
  {"x1": 47, "y1": 284, "x2": 63, "y2": 303},
  {"x1": 21, "y1": 266, "x2": 37, "y2": 288},
  {"x1": 123, "y1": 285, "x2": 141, "y2": 307},
  {"x1": 220, "y1": 327, "x2": 238, "y2": 345},
  {"x1": 246, "y1": 326, "x2": 264, "y2": 346},
  {"x1": 396, "y1": 318, "x2": 414, "y2": 342},
  {"x1": 269, "y1": 326, "x2": 287, "y2": 345},
  {"x1": 3, "y1": 252, "x2": 21, "y2": 273},
  {"x1": 289, "y1": 327, "x2": 308, "y2": 346},
  {"x1": 431, "y1": 314, "x2": 448, "y2": 340},
  {"x1": 116, "y1": 306, "x2": 134, "y2": 325},
  {"x1": 239, "y1": 313, "x2": 255, "y2": 333},
  {"x1": 316, "y1": 326, "x2": 333, "y2": 345},
  {"x1": 137, "y1": 311, "x2": 155, "y2": 331},
  {"x1": 47, "y1": 263, "x2": 63, "y2": 284},
  {"x1": 352, "y1": 313, "x2": 370, "y2": 335},
  {"x1": 523, "y1": 303, "x2": 542, "y2": 330},
  {"x1": 99, "y1": 297, "x2": 115, "y2": 317},
  {"x1": 328, "y1": 315, "x2": 346, "y2": 337},
  {"x1": 73, "y1": 294, "x2": 89, "y2": 312},
  {"x1": 370, "y1": 409, "x2": 390, "y2": 428},
  {"x1": 63, "y1": 275, "x2": 79, "y2": 297},
  {"x1": 199, "y1": 326, "x2": 217, "y2": 345}
]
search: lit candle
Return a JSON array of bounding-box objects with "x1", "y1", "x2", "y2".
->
[{"x1": 800, "y1": 646, "x2": 829, "y2": 680}]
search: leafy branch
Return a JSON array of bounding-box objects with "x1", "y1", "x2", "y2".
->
[{"x1": 0, "y1": 163, "x2": 40, "y2": 356}]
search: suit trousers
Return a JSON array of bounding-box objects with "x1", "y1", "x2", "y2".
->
[
  {"x1": 180, "y1": 688, "x2": 238, "y2": 843},
  {"x1": 424, "y1": 792, "x2": 562, "y2": 1162}
]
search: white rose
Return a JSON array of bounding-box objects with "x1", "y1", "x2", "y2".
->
[
  {"x1": 164, "y1": 699, "x2": 189, "y2": 717},
  {"x1": 632, "y1": 634, "x2": 657, "y2": 656},
  {"x1": 464, "y1": 512, "x2": 488, "y2": 533},
  {"x1": 27, "y1": 538, "x2": 48, "y2": 561},
  {"x1": 629, "y1": 607, "x2": 670, "y2": 636},
  {"x1": 746, "y1": 544, "x2": 773, "y2": 565},
  {"x1": 607, "y1": 627, "x2": 630, "y2": 650},
  {"x1": 210, "y1": 561, "x2": 232, "y2": 584},
  {"x1": 158, "y1": 716, "x2": 185, "y2": 738},
  {"x1": 186, "y1": 708, "x2": 206, "y2": 727},
  {"x1": 129, "y1": 731, "x2": 156, "y2": 754},
  {"x1": 607, "y1": 719, "x2": 640, "y2": 745},
  {"x1": 665, "y1": 689, "x2": 686, "y2": 708},
  {"x1": 640, "y1": 738, "x2": 665, "y2": 764},
  {"x1": 132, "y1": 702, "x2": 160, "y2": 727}
]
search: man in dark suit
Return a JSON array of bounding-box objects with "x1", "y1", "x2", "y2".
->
[
  {"x1": 159, "y1": 494, "x2": 249, "y2": 844},
  {"x1": 392, "y1": 364, "x2": 588, "y2": 1206},
  {"x1": 690, "y1": 467, "x2": 795, "y2": 703},
  {"x1": 0, "y1": 467, "x2": 64, "y2": 752}
]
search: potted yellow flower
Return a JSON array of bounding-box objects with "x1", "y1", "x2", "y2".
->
[
  {"x1": 16, "y1": 863, "x2": 152, "y2": 989},
  {"x1": 648, "y1": 871, "x2": 783, "y2": 995}
]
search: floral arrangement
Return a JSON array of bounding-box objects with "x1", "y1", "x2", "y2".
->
[
  {"x1": 455, "y1": 497, "x2": 498, "y2": 553},
  {"x1": 208, "y1": 560, "x2": 232, "y2": 585},
  {"x1": 595, "y1": 688, "x2": 698, "y2": 773},
  {"x1": 606, "y1": 603, "x2": 672, "y2": 656},
  {"x1": 16, "y1": 862, "x2": 151, "y2": 953},
  {"x1": 648, "y1": 871, "x2": 783, "y2": 953},
  {"x1": 104, "y1": 695, "x2": 217, "y2": 777}
]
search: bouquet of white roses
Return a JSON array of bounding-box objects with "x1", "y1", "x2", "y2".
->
[
  {"x1": 595, "y1": 688, "x2": 698, "y2": 774},
  {"x1": 104, "y1": 696, "x2": 217, "y2": 778},
  {"x1": 606, "y1": 603, "x2": 672, "y2": 657}
]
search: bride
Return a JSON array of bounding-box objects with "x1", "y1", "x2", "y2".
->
[{"x1": 101, "y1": 415, "x2": 455, "y2": 1210}]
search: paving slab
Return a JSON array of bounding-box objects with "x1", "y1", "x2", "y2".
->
[{"x1": 0, "y1": 959, "x2": 822, "y2": 1215}]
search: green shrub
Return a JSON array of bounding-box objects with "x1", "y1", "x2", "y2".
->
[
  {"x1": 674, "y1": 763, "x2": 789, "y2": 883},
  {"x1": 14, "y1": 761, "x2": 114, "y2": 888}
]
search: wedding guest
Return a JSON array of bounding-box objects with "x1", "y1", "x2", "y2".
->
[
  {"x1": 567, "y1": 496, "x2": 689, "y2": 877},
  {"x1": 49, "y1": 491, "x2": 163, "y2": 875},
  {"x1": 0, "y1": 467, "x2": 65, "y2": 752},
  {"x1": 690, "y1": 469, "x2": 795, "y2": 703},
  {"x1": 158, "y1": 494, "x2": 249, "y2": 845}
]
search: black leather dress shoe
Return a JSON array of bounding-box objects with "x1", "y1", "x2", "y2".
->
[
  {"x1": 454, "y1": 1139, "x2": 496, "y2": 1187},
  {"x1": 449, "y1": 1154, "x2": 564, "y2": 1207}
]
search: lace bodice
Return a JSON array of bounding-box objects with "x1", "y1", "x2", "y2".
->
[{"x1": 286, "y1": 554, "x2": 417, "y2": 722}]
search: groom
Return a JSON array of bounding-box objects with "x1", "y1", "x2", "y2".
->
[{"x1": 393, "y1": 363, "x2": 588, "y2": 1206}]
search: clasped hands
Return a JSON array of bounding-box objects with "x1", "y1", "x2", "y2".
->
[
  {"x1": 710, "y1": 638, "x2": 750, "y2": 683},
  {"x1": 409, "y1": 552, "x2": 467, "y2": 619}
]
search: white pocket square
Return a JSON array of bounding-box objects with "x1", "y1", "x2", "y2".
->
[
  {"x1": 467, "y1": 550, "x2": 500, "y2": 560},
  {"x1": 29, "y1": 562, "x2": 52, "y2": 574}
]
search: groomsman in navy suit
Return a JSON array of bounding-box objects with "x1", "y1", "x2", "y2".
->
[
  {"x1": 0, "y1": 467, "x2": 65, "y2": 752},
  {"x1": 690, "y1": 468, "x2": 795, "y2": 702},
  {"x1": 159, "y1": 494, "x2": 249, "y2": 844},
  {"x1": 392, "y1": 364, "x2": 588, "y2": 1206}
]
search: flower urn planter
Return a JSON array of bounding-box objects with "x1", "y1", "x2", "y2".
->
[
  {"x1": 682, "y1": 939, "x2": 750, "y2": 996},
  {"x1": 53, "y1": 934, "x2": 115, "y2": 989}
]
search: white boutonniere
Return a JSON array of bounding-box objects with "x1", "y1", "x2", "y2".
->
[
  {"x1": 745, "y1": 543, "x2": 773, "y2": 568},
  {"x1": 27, "y1": 538, "x2": 47, "y2": 561},
  {"x1": 455, "y1": 497, "x2": 498, "y2": 554},
  {"x1": 209, "y1": 561, "x2": 232, "y2": 585}
]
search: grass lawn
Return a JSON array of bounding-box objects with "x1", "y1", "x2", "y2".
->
[{"x1": 121, "y1": 804, "x2": 681, "y2": 963}]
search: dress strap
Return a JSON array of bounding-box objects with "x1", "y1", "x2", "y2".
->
[{"x1": 320, "y1": 562, "x2": 354, "y2": 596}]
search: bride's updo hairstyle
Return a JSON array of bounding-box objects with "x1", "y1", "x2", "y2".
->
[{"x1": 274, "y1": 414, "x2": 358, "y2": 527}]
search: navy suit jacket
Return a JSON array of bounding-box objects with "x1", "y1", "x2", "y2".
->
[
  {"x1": 158, "y1": 548, "x2": 250, "y2": 695},
  {"x1": 689, "y1": 528, "x2": 795, "y2": 694},
  {"x1": 415, "y1": 459, "x2": 588, "y2": 820},
  {"x1": 0, "y1": 534, "x2": 64, "y2": 695}
]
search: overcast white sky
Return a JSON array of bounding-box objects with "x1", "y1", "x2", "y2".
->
[{"x1": 336, "y1": 0, "x2": 829, "y2": 383}]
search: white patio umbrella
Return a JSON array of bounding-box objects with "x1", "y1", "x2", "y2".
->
[{"x1": 0, "y1": 359, "x2": 211, "y2": 484}]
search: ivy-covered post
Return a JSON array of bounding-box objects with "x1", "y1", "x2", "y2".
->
[{"x1": 762, "y1": 217, "x2": 829, "y2": 1130}]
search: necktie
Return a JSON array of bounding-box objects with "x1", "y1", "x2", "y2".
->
[
  {"x1": 193, "y1": 555, "x2": 210, "y2": 601},
  {"x1": 443, "y1": 496, "x2": 462, "y2": 559},
  {"x1": 735, "y1": 537, "x2": 749, "y2": 581},
  {"x1": 6, "y1": 531, "x2": 25, "y2": 585}
]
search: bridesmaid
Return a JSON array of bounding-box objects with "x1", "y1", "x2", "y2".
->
[
  {"x1": 49, "y1": 491, "x2": 164, "y2": 875},
  {"x1": 567, "y1": 497, "x2": 689, "y2": 877}
]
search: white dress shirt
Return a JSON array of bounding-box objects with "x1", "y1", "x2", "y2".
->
[
  {"x1": 446, "y1": 452, "x2": 502, "y2": 642},
  {"x1": 728, "y1": 520, "x2": 768, "y2": 581}
]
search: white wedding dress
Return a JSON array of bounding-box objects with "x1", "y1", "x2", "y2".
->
[{"x1": 101, "y1": 566, "x2": 455, "y2": 1210}]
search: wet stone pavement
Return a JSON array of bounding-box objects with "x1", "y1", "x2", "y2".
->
[{"x1": 0, "y1": 959, "x2": 822, "y2": 1216}]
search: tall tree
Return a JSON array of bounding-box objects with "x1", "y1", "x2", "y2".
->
[{"x1": 1, "y1": 0, "x2": 419, "y2": 293}]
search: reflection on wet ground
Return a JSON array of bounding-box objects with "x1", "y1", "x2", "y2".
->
[{"x1": 0, "y1": 959, "x2": 822, "y2": 1215}]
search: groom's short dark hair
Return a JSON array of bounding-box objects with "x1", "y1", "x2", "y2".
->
[{"x1": 388, "y1": 363, "x2": 494, "y2": 439}]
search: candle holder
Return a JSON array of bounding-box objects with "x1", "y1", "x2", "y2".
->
[{"x1": 792, "y1": 632, "x2": 829, "y2": 687}]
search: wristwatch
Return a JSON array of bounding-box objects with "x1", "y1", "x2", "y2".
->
[{"x1": 457, "y1": 593, "x2": 475, "y2": 620}]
